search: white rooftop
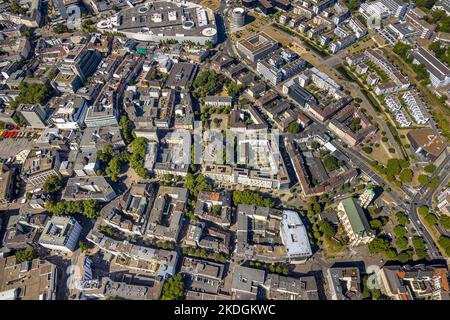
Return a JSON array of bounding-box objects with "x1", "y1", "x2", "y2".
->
[{"x1": 280, "y1": 210, "x2": 312, "y2": 258}]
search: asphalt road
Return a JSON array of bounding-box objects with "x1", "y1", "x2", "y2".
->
[{"x1": 409, "y1": 154, "x2": 450, "y2": 258}]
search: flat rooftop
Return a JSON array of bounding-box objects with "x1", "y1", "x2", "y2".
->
[
  {"x1": 39, "y1": 216, "x2": 79, "y2": 247},
  {"x1": 165, "y1": 62, "x2": 198, "y2": 88},
  {"x1": 100, "y1": 1, "x2": 216, "y2": 38},
  {"x1": 0, "y1": 257, "x2": 57, "y2": 300},
  {"x1": 407, "y1": 128, "x2": 446, "y2": 158},
  {"x1": 412, "y1": 47, "x2": 450, "y2": 81},
  {"x1": 280, "y1": 210, "x2": 312, "y2": 258},
  {"x1": 237, "y1": 32, "x2": 278, "y2": 55}
]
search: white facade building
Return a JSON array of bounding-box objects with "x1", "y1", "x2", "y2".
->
[
  {"x1": 50, "y1": 96, "x2": 88, "y2": 130},
  {"x1": 402, "y1": 91, "x2": 429, "y2": 125}
]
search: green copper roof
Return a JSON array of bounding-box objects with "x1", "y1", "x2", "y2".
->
[{"x1": 340, "y1": 197, "x2": 372, "y2": 237}]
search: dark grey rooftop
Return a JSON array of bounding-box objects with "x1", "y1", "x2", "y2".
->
[
  {"x1": 231, "y1": 265, "x2": 265, "y2": 299},
  {"x1": 165, "y1": 63, "x2": 198, "y2": 89},
  {"x1": 412, "y1": 47, "x2": 450, "y2": 81}
]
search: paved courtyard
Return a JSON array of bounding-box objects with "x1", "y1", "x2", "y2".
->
[{"x1": 0, "y1": 137, "x2": 35, "y2": 159}]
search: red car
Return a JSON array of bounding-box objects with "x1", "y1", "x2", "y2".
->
[{"x1": 1, "y1": 131, "x2": 7, "y2": 137}]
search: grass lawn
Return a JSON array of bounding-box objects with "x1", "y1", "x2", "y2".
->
[
  {"x1": 365, "y1": 61, "x2": 390, "y2": 83},
  {"x1": 272, "y1": 23, "x2": 329, "y2": 58},
  {"x1": 323, "y1": 237, "x2": 348, "y2": 259},
  {"x1": 200, "y1": 0, "x2": 221, "y2": 10},
  {"x1": 335, "y1": 65, "x2": 356, "y2": 82},
  {"x1": 369, "y1": 143, "x2": 395, "y2": 165}
]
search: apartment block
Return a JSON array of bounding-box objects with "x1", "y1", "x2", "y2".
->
[{"x1": 236, "y1": 32, "x2": 278, "y2": 62}]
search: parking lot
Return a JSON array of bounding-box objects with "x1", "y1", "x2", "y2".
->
[{"x1": 0, "y1": 135, "x2": 36, "y2": 159}]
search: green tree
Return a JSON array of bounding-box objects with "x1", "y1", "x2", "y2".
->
[
  {"x1": 393, "y1": 225, "x2": 407, "y2": 237},
  {"x1": 412, "y1": 236, "x2": 426, "y2": 251},
  {"x1": 425, "y1": 213, "x2": 438, "y2": 225},
  {"x1": 212, "y1": 205, "x2": 221, "y2": 216},
  {"x1": 43, "y1": 175, "x2": 63, "y2": 194},
  {"x1": 349, "y1": 117, "x2": 362, "y2": 132},
  {"x1": 440, "y1": 216, "x2": 450, "y2": 230},
  {"x1": 11, "y1": 2, "x2": 27, "y2": 14},
  {"x1": 399, "y1": 168, "x2": 413, "y2": 183},
  {"x1": 411, "y1": 63, "x2": 430, "y2": 82},
  {"x1": 15, "y1": 248, "x2": 38, "y2": 263},
  {"x1": 396, "y1": 211, "x2": 409, "y2": 226},
  {"x1": 439, "y1": 235, "x2": 450, "y2": 256},
  {"x1": 119, "y1": 115, "x2": 134, "y2": 144},
  {"x1": 370, "y1": 217, "x2": 388, "y2": 231},
  {"x1": 416, "y1": 0, "x2": 438, "y2": 9},
  {"x1": 418, "y1": 205, "x2": 429, "y2": 216},
  {"x1": 105, "y1": 155, "x2": 122, "y2": 182},
  {"x1": 163, "y1": 174, "x2": 174, "y2": 182},
  {"x1": 183, "y1": 173, "x2": 212, "y2": 197},
  {"x1": 393, "y1": 42, "x2": 413, "y2": 62},
  {"x1": 346, "y1": 0, "x2": 361, "y2": 11},
  {"x1": 313, "y1": 203, "x2": 322, "y2": 214},
  {"x1": 287, "y1": 122, "x2": 301, "y2": 134},
  {"x1": 370, "y1": 219, "x2": 382, "y2": 230},
  {"x1": 395, "y1": 236, "x2": 409, "y2": 251},
  {"x1": 161, "y1": 274, "x2": 184, "y2": 299},
  {"x1": 318, "y1": 220, "x2": 336, "y2": 238},
  {"x1": 226, "y1": 82, "x2": 245, "y2": 99},
  {"x1": 368, "y1": 237, "x2": 390, "y2": 254},
  {"x1": 428, "y1": 176, "x2": 440, "y2": 189},
  {"x1": 10, "y1": 83, "x2": 53, "y2": 110},
  {"x1": 47, "y1": 69, "x2": 58, "y2": 80},
  {"x1": 53, "y1": 23, "x2": 69, "y2": 34},
  {"x1": 98, "y1": 225, "x2": 121, "y2": 238},
  {"x1": 82, "y1": 199, "x2": 99, "y2": 219},
  {"x1": 411, "y1": 237, "x2": 424, "y2": 250},
  {"x1": 232, "y1": 190, "x2": 275, "y2": 207},
  {"x1": 97, "y1": 144, "x2": 115, "y2": 163},
  {"x1": 192, "y1": 70, "x2": 226, "y2": 97},
  {"x1": 415, "y1": 249, "x2": 427, "y2": 259},
  {"x1": 45, "y1": 199, "x2": 99, "y2": 219},
  {"x1": 397, "y1": 251, "x2": 412, "y2": 263},
  {"x1": 79, "y1": 241, "x2": 89, "y2": 252},
  {"x1": 429, "y1": 41, "x2": 450, "y2": 65},
  {"x1": 399, "y1": 159, "x2": 409, "y2": 169},
  {"x1": 130, "y1": 137, "x2": 148, "y2": 178},
  {"x1": 418, "y1": 174, "x2": 430, "y2": 186},
  {"x1": 322, "y1": 155, "x2": 340, "y2": 172},
  {"x1": 385, "y1": 248, "x2": 398, "y2": 260},
  {"x1": 386, "y1": 159, "x2": 402, "y2": 176},
  {"x1": 424, "y1": 164, "x2": 436, "y2": 173},
  {"x1": 310, "y1": 141, "x2": 320, "y2": 150}
]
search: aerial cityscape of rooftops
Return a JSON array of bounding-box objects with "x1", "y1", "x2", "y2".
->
[{"x1": 0, "y1": 0, "x2": 450, "y2": 303}]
